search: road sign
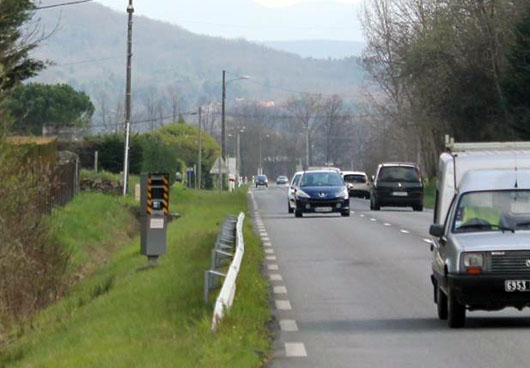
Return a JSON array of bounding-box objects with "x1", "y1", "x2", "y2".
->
[{"x1": 210, "y1": 156, "x2": 229, "y2": 175}]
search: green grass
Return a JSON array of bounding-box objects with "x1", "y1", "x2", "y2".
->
[
  {"x1": 424, "y1": 178, "x2": 436, "y2": 209},
  {"x1": 1, "y1": 186, "x2": 270, "y2": 367},
  {"x1": 49, "y1": 192, "x2": 137, "y2": 272}
]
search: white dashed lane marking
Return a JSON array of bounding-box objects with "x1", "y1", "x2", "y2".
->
[
  {"x1": 423, "y1": 238, "x2": 432, "y2": 244},
  {"x1": 265, "y1": 248, "x2": 274, "y2": 254},
  {"x1": 266, "y1": 255, "x2": 277, "y2": 261},
  {"x1": 273, "y1": 286, "x2": 288, "y2": 294},
  {"x1": 370, "y1": 218, "x2": 377, "y2": 222},
  {"x1": 263, "y1": 242, "x2": 272, "y2": 247},
  {"x1": 280, "y1": 319, "x2": 299, "y2": 332},
  {"x1": 268, "y1": 264, "x2": 279, "y2": 271},
  {"x1": 285, "y1": 343, "x2": 307, "y2": 357},
  {"x1": 262, "y1": 237, "x2": 271, "y2": 242},
  {"x1": 384, "y1": 223, "x2": 392, "y2": 227},
  {"x1": 270, "y1": 274, "x2": 283, "y2": 281},
  {"x1": 275, "y1": 300, "x2": 292, "y2": 310},
  {"x1": 400, "y1": 229, "x2": 410, "y2": 234}
]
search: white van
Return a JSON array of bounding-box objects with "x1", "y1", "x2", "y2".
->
[
  {"x1": 434, "y1": 138, "x2": 530, "y2": 225},
  {"x1": 430, "y1": 136, "x2": 530, "y2": 327}
]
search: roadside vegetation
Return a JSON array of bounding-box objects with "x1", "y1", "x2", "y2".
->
[{"x1": 1, "y1": 185, "x2": 270, "y2": 367}]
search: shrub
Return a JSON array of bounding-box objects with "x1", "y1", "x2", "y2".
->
[{"x1": 0, "y1": 141, "x2": 69, "y2": 328}]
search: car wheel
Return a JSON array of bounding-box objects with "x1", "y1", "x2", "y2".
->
[
  {"x1": 437, "y1": 285, "x2": 448, "y2": 320},
  {"x1": 295, "y1": 209, "x2": 303, "y2": 218},
  {"x1": 448, "y1": 289, "x2": 466, "y2": 328},
  {"x1": 341, "y1": 210, "x2": 350, "y2": 217},
  {"x1": 372, "y1": 199, "x2": 381, "y2": 211},
  {"x1": 413, "y1": 205, "x2": 423, "y2": 212},
  {"x1": 288, "y1": 202, "x2": 294, "y2": 214}
]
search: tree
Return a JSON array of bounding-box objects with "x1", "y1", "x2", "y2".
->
[
  {"x1": 502, "y1": 6, "x2": 530, "y2": 138},
  {"x1": 0, "y1": 0, "x2": 44, "y2": 96},
  {"x1": 8, "y1": 83, "x2": 95, "y2": 135}
]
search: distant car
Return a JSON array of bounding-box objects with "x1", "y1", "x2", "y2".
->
[
  {"x1": 256, "y1": 175, "x2": 268, "y2": 188},
  {"x1": 370, "y1": 162, "x2": 423, "y2": 211},
  {"x1": 342, "y1": 171, "x2": 370, "y2": 199},
  {"x1": 276, "y1": 175, "x2": 289, "y2": 185},
  {"x1": 294, "y1": 170, "x2": 350, "y2": 217},
  {"x1": 287, "y1": 171, "x2": 303, "y2": 213}
]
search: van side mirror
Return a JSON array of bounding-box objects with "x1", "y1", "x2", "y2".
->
[{"x1": 429, "y1": 224, "x2": 444, "y2": 238}]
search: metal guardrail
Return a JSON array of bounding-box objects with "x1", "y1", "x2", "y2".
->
[{"x1": 203, "y1": 212, "x2": 246, "y2": 331}]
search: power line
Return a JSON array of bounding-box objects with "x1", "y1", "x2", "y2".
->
[
  {"x1": 35, "y1": 0, "x2": 93, "y2": 10},
  {"x1": 49, "y1": 56, "x2": 122, "y2": 67}
]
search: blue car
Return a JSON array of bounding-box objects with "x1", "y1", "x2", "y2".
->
[{"x1": 294, "y1": 170, "x2": 350, "y2": 218}]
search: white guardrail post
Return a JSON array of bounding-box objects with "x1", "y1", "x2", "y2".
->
[{"x1": 211, "y1": 212, "x2": 245, "y2": 331}]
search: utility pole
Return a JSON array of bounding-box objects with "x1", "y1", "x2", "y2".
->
[
  {"x1": 197, "y1": 106, "x2": 202, "y2": 190},
  {"x1": 236, "y1": 130, "x2": 241, "y2": 185},
  {"x1": 305, "y1": 132, "x2": 309, "y2": 169},
  {"x1": 220, "y1": 70, "x2": 226, "y2": 192},
  {"x1": 122, "y1": 0, "x2": 134, "y2": 196}
]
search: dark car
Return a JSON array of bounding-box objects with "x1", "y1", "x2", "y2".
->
[
  {"x1": 276, "y1": 175, "x2": 289, "y2": 185},
  {"x1": 256, "y1": 175, "x2": 268, "y2": 188},
  {"x1": 294, "y1": 170, "x2": 350, "y2": 218},
  {"x1": 370, "y1": 163, "x2": 423, "y2": 211}
]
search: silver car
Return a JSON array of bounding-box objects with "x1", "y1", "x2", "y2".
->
[
  {"x1": 287, "y1": 171, "x2": 303, "y2": 214},
  {"x1": 430, "y1": 169, "x2": 530, "y2": 328},
  {"x1": 342, "y1": 171, "x2": 370, "y2": 199}
]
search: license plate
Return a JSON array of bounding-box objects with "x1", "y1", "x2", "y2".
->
[
  {"x1": 392, "y1": 191, "x2": 408, "y2": 196},
  {"x1": 315, "y1": 207, "x2": 332, "y2": 213},
  {"x1": 505, "y1": 280, "x2": 530, "y2": 292}
]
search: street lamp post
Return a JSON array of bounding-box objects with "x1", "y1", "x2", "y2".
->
[
  {"x1": 221, "y1": 70, "x2": 249, "y2": 191},
  {"x1": 259, "y1": 133, "x2": 270, "y2": 175}
]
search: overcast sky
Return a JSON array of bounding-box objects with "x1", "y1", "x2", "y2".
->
[{"x1": 92, "y1": 0, "x2": 365, "y2": 42}]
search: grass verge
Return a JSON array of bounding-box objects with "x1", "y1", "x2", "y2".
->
[
  {"x1": 1, "y1": 186, "x2": 270, "y2": 367},
  {"x1": 424, "y1": 179, "x2": 436, "y2": 209}
]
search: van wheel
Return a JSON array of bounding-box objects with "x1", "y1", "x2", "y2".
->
[
  {"x1": 413, "y1": 205, "x2": 423, "y2": 212},
  {"x1": 437, "y1": 286, "x2": 448, "y2": 320},
  {"x1": 341, "y1": 210, "x2": 350, "y2": 217},
  {"x1": 448, "y1": 290, "x2": 466, "y2": 328},
  {"x1": 295, "y1": 209, "x2": 303, "y2": 218},
  {"x1": 288, "y1": 202, "x2": 294, "y2": 214},
  {"x1": 372, "y1": 199, "x2": 381, "y2": 211}
]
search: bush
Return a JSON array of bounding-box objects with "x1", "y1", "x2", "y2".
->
[
  {"x1": 0, "y1": 141, "x2": 70, "y2": 328},
  {"x1": 58, "y1": 133, "x2": 143, "y2": 174}
]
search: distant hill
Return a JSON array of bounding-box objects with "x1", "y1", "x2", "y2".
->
[
  {"x1": 262, "y1": 40, "x2": 366, "y2": 59},
  {"x1": 30, "y1": 3, "x2": 366, "y2": 127}
]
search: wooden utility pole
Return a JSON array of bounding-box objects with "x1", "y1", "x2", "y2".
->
[
  {"x1": 122, "y1": 0, "x2": 134, "y2": 196},
  {"x1": 198, "y1": 106, "x2": 202, "y2": 190}
]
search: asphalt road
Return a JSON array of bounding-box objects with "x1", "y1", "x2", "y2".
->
[{"x1": 252, "y1": 185, "x2": 530, "y2": 368}]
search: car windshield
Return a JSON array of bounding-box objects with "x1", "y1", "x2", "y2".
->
[
  {"x1": 344, "y1": 174, "x2": 366, "y2": 183},
  {"x1": 378, "y1": 166, "x2": 420, "y2": 183},
  {"x1": 257, "y1": 175, "x2": 267, "y2": 181},
  {"x1": 292, "y1": 174, "x2": 301, "y2": 186},
  {"x1": 300, "y1": 172, "x2": 344, "y2": 187},
  {"x1": 453, "y1": 190, "x2": 530, "y2": 233}
]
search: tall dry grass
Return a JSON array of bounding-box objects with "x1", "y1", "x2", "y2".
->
[{"x1": 0, "y1": 141, "x2": 69, "y2": 331}]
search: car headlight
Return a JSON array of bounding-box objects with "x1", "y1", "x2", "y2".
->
[
  {"x1": 337, "y1": 188, "x2": 349, "y2": 199},
  {"x1": 296, "y1": 189, "x2": 311, "y2": 199},
  {"x1": 462, "y1": 252, "x2": 484, "y2": 274}
]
